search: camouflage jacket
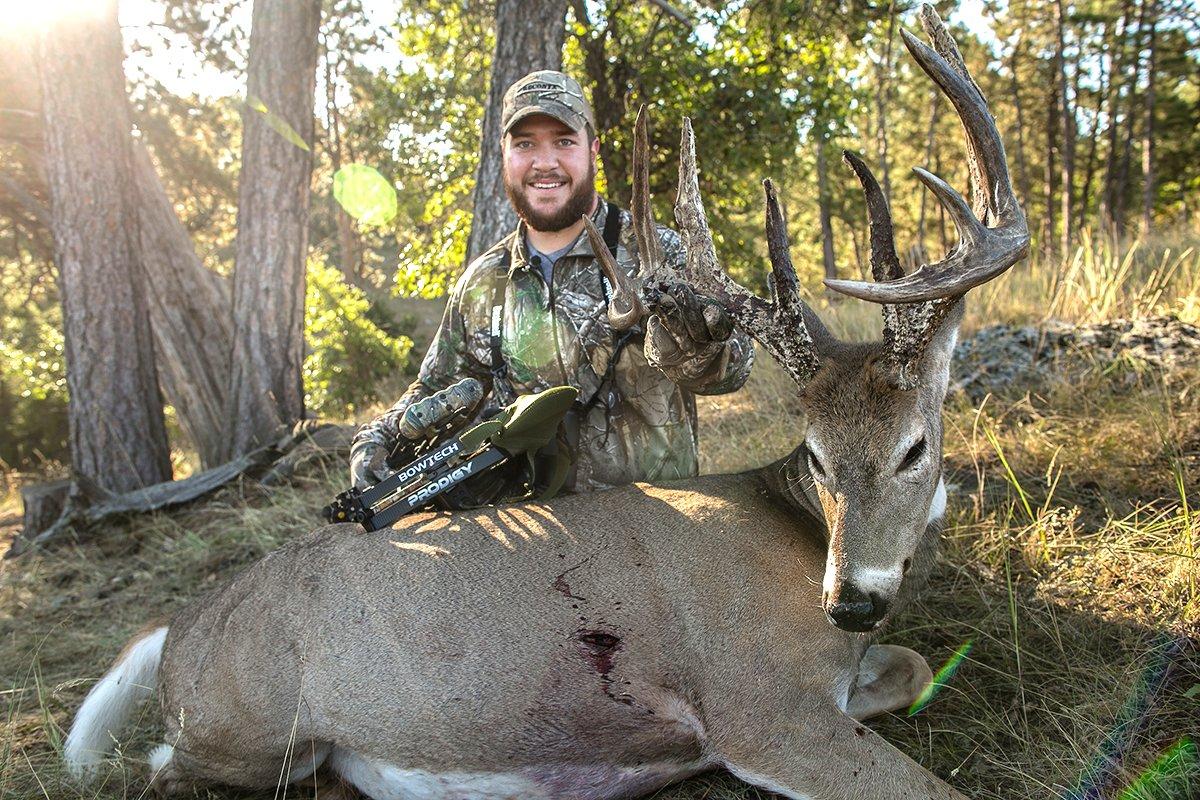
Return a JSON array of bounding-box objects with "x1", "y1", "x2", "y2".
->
[{"x1": 358, "y1": 197, "x2": 754, "y2": 492}]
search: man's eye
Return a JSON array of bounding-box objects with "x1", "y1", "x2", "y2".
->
[{"x1": 557, "y1": 139, "x2": 577, "y2": 147}]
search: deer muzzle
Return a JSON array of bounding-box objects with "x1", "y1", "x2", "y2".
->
[{"x1": 823, "y1": 580, "x2": 890, "y2": 633}]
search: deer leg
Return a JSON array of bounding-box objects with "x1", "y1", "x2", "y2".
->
[
  {"x1": 846, "y1": 644, "x2": 933, "y2": 721},
  {"x1": 715, "y1": 704, "x2": 968, "y2": 800}
]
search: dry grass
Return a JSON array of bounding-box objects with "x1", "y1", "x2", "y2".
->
[{"x1": 1, "y1": 230, "x2": 1198, "y2": 799}]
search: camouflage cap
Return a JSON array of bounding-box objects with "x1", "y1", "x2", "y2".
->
[{"x1": 502, "y1": 70, "x2": 596, "y2": 137}]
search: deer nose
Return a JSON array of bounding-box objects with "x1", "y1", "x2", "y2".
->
[{"x1": 823, "y1": 582, "x2": 889, "y2": 632}]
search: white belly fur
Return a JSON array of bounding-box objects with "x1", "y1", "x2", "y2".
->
[{"x1": 329, "y1": 748, "x2": 709, "y2": 800}]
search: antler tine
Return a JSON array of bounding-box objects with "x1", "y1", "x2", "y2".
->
[
  {"x1": 631, "y1": 105, "x2": 665, "y2": 279},
  {"x1": 584, "y1": 215, "x2": 643, "y2": 330},
  {"x1": 763, "y1": 179, "x2": 801, "y2": 311},
  {"x1": 841, "y1": 150, "x2": 904, "y2": 282},
  {"x1": 675, "y1": 118, "x2": 819, "y2": 386},
  {"x1": 824, "y1": 3, "x2": 1029, "y2": 306}
]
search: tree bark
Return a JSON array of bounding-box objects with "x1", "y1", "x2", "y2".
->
[
  {"x1": 226, "y1": 0, "x2": 322, "y2": 457},
  {"x1": 38, "y1": 1, "x2": 172, "y2": 492},
  {"x1": 131, "y1": 143, "x2": 233, "y2": 467},
  {"x1": 464, "y1": 0, "x2": 567, "y2": 263},
  {"x1": 1140, "y1": 0, "x2": 1158, "y2": 237}
]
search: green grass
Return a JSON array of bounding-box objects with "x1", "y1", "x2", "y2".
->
[{"x1": 1, "y1": 229, "x2": 1198, "y2": 799}]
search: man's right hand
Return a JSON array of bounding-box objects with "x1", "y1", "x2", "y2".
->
[{"x1": 349, "y1": 430, "x2": 397, "y2": 490}]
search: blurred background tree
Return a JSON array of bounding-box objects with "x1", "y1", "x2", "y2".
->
[{"x1": 0, "y1": 0, "x2": 1196, "y2": 479}]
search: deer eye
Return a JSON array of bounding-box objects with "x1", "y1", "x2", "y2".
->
[
  {"x1": 899, "y1": 438, "x2": 927, "y2": 472},
  {"x1": 805, "y1": 446, "x2": 827, "y2": 482}
]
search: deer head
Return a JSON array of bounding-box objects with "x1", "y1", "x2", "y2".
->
[{"x1": 596, "y1": 4, "x2": 1029, "y2": 633}]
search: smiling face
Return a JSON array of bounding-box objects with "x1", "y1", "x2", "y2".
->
[{"x1": 502, "y1": 114, "x2": 599, "y2": 233}]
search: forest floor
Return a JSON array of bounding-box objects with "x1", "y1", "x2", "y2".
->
[{"x1": 1, "y1": 256, "x2": 1198, "y2": 799}]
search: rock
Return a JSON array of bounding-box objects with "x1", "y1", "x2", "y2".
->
[{"x1": 951, "y1": 316, "x2": 1200, "y2": 401}]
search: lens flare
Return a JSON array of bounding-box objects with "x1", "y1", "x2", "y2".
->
[
  {"x1": 333, "y1": 164, "x2": 398, "y2": 227},
  {"x1": 246, "y1": 95, "x2": 311, "y2": 152},
  {"x1": 908, "y1": 638, "x2": 973, "y2": 716},
  {"x1": 1067, "y1": 635, "x2": 1187, "y2": 800},
  {"x1": 1117, "y1": 737, "x2": 1197, "y2": 800},
  {"x1": 1, "y1": 0, "x2": 104, "y2": 31}
]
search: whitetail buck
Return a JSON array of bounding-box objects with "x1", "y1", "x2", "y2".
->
[{"x1": 65, "y1": 6, "x2": 1027, "y2": 798}]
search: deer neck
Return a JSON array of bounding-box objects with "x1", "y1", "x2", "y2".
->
[{"x1": 752, "y1": 447, "x2": 824, "y2": 529}]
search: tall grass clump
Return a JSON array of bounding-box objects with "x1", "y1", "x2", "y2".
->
[{"x1": 808, "y1": 226, "x2": 1200, "y2": 344}]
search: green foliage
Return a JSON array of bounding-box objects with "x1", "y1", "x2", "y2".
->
[
  {"x1": 0, "y1": 275, "x2": 68, "y2": 470},
  {"x1": 302, "y1": 258, "x2": 414, "y2": 417}
]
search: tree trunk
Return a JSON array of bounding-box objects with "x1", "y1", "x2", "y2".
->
[
  {"x1": 575, "y1": 0, "x2": 638, "y2": 206},
  {"x1": 814, "y1": 126, "x2": 836, "y2": 280},
  {"x1": 1043, "y1": 82, "x2": 1059, "y2": 259},
  {"x1": 1077, "y1": 19, "x2": 1111, "y2": 229},
  {"x1": 873, "y1": 2, "x2": 897, "y2": 205},
  {"x1": 465, "y1": 0, "x2": 567, "y2": 263},
  {"x1": 1055, "y1": 0, "x2": 1076, "y2": 258},
  {"x1": 131, "y1": 143, "x2": 233, "y2": 468},
  {"x1": 1111, "y1": 0, "x2": 1150, "y2": 237},
  {"x1": 226, "y1": 0, "x2": 322, "y2": 457},
  {"x1": 1100, "y1": 0, "x2": 1134, "y2": 233},
  {"x1": 38, "y1": 1, "x2": 172, "y2": 492},
  {"x1": 1007, "y1": 34, "x2": 1032, "y2": 210},
  {"x1": 1140, "y1": 1, "x2": 1157, "y2": 237},
  {"x1": 914, "y1": 89, "x2": 942, "y2": 265},
  {"x1": 323, "y1": 37, "x2": 362, "y2": 286}
]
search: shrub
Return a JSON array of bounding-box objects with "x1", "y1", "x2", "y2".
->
[{"x1": 303, "y1": 259, "x2": 414, "y2": 418}]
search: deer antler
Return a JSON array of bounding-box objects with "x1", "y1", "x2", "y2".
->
[
  {"x1": 587, "y1": 106, "x2": 673, "y2": 332},
  {"x1": 826, "y1": 3, "x2": 1029, "y2": 385},
  {"x1": 675, "y1": 119, "x2": 821, "y2": 387}
]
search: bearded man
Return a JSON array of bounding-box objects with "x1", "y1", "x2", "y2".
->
[{"x1": 350, "y1": 71, "x2": 753, "y2": 496}]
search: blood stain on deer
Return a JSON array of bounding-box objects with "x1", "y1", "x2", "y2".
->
[
  {"x1": 552, "y1": 574, "x2": 586, "y2": 602},
  {"x1": 575, "y1": 630, "x2": 633, "y2": 705}
]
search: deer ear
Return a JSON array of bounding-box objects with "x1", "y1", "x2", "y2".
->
[{"x1": 918, "y1": 298, "x2": 965, "y2": 395}]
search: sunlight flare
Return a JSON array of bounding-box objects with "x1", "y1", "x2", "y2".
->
[
  {"x1": 908, "y1": 639, "x2": 973, "y2": 716},
  {"x1": 0, "y1": 0, "x2": 105, "y2": 31}
]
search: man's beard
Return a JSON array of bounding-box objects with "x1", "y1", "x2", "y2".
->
[{"x1": 505, "y1": 163, "x2": 597, "y2": 233}]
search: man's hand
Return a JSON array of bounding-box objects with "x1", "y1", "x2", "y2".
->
[
  {"x1": 644, "y1": 282, "x2": 734, "y2": 382},
  {"x1": 349, "y1": 430, "x2": 395, "y2": 490}
]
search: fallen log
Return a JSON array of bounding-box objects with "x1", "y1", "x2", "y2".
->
[{"x1": 5, "y1": 422, "x2": 354, "y2": 558}]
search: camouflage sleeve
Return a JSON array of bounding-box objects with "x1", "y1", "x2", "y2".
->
[
  {"x1": 655, "y1": 226, "x2": 755, "y2": 396},
  {"x1": 351, "y1": 273, "x2": 493, "y2": 452}
]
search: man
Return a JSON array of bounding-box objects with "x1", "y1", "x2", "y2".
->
[{"x1": 351, "y1": 70, "x2": 753, "y2": 495}]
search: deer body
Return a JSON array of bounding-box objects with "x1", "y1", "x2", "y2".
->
[{"x1": 136, "y1": 464, "x2": 946, "y2": 799}]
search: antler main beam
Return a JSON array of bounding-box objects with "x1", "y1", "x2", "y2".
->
[
  {"x1": 675, "y1": 118, "x2": 820, "y2": 387},
  {"x1": 824, "y1": 3, "x2": 1029, "y2": 306}
]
